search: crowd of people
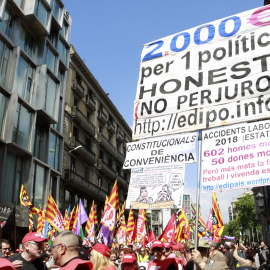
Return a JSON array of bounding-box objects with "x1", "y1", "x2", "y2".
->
[{"x1": 1, "y1": 224, "x2": 270, "y2": 270}]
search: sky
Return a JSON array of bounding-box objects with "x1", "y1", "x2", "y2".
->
[{"x1": 63, "y1": 0, "x2": 264, "y2": 223}]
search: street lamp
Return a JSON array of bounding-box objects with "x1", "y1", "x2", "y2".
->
[{"x1": 68, "y1": 145, "x2": 82, "y2": 154}]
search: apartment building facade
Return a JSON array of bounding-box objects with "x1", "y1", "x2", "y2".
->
[
  {"x1": 60, "y1": 45, "x2": 132, "y2": 219},
  {"x1": 0, "y1": 0, "x2": 71, "y2": 241}
]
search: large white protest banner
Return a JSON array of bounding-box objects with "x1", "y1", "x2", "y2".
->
[
  {"x1": 133, "y1": 5, "x2": 270, "y2": 140},
  {"x1": 123, "y1": 133, "x2": 197, "y2": 169},
  {"x1": 202, "y1": 120, "x2": 270, "y2": 193},
  {"x1": 126, "y1": 164, "x2": 185, "y2": 209}
]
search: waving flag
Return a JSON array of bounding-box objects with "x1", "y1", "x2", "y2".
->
[
  {"x1": 159, "y1": 213, "x2": 176, "y2": 243},
  {"x1": 45, "y1": 195, "x2": 64, "y2": 232},
  {"x1": 117, "y1": 215, "x2": 127, "y2": 245},
  {"x1": 212, "y1": 192, "x2": 224, "y2": 236},
  {"x1": 127, "y1": 209, "x2": 134, "y2": 236},
  {"x1": 37, "y1": 207, "x2": 45, "y2": 233},
  {"x1": 75, "y1": 199, "x2": 88, "y2": 239},
  {"x1": 137, "y1": 209, "x2": 147, "y2": 244},
  {"x1": 176, "y1": 208, "x2": 189, "y2": 242},
  {"x1": 206, "y1": 208, "x2": 213, "y2": 233},
  {"x1": 85, "y1": 201, "x2": 97, "y2": 242}
]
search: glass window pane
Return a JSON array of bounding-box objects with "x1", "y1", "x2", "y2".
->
[
  {"x1": 36, "y1": 1, "x2": 47, "y2": 27},
  {"x1": 46, "y1": 77, "x2": 57, "y2": 116},
  {"x1": 53, "y1": 1, "x2": 61, "y2": 22},
  {"x1": 2, "y1": 152, "x2": 16, "y2": 202},
  {"x1": 0, "y1": 46, "x2": 11, "y2": 87},
  {"x1": 16, "y1": 56, "x2": 28, "y2": 98},
  {"x1": 34, "y1": 164, "x2": 45, "y2": 208},
  {"x1": 46, "y1": 47, "x2": 56, "y2": 72},
  {"x1": 0, "y1": 93, "x2": 6, "y2": 135},
  {"x1": 48, "y1": 132, "x2": 56, "y2": 168},
  {"x1": 0, "y1": 9, "x2": 10, "y2": 34}
]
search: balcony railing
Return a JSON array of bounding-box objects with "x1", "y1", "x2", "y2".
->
[
  {"x1": 85, "y1": 95, "x2": 96, "y2": 112},
  {"x1": 71, "y1": 106, "x2": 95, "y2": 136},
  {"x1": 72, "y1": 79, "x2": 84, "y2": 98},
  {"x1": 98, "y1": 110, "x2": 107, "y2": 124},
  {"x1": 97, "y1": 133, "x2": 117, "y2": 157},
  {"x1": 64, "y1": 170, "x2": 106, "y2": 198},
  {"x1": 69, "y1": 137, "x2": 95, "y2": 164},
  {"x1": 116, "y1": 150, "x2": 125, "y2": 164},
  {"x1": 97, "y1": 159, "x2": 116, "y2": 179},
  {"x1": 107, "y1": 121, "x2": 115, "y2": 134},
  {"x1": 116, "y1": 130, "x2": 124, "y2": 142}
]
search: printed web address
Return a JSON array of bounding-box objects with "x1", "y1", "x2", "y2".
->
[{"x1": 203, "y1": 177, "x2": 270, "y2": 192}]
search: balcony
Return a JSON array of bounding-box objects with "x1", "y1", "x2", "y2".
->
[
  {"x1": 97, "y1": 133, "x2": 117, "y2": 157},
  {"x1": 71, "y1": 107, "x2": 95, "y2": 136},
  {"x1": 71, "y1": 106, "x2": 81, "y2": 125},
  {"x1": 107, "y1": 121, "x2": 115, "y2": 134},
  {"x1": 72, "y1": 79, "x2": 84, "y2": 98},
  {"x1": 116, "y1": 130, "x2": 124, "y2": 142},
  {"x1": 98, "y1": 110, "x2": 107, "y2": 124},
  {"x1": 85, "y1": 95, "x2": 96, "y2": 112},
  {"x1": 116, "y1": 150, "x2": 125, "y2": 164},
  {"x1": 64, "y1": 170, "x2": 106, "y2": 200},
  {"x1": 97, "y1": 159, "x2": 116, "y2": 179},
  {"x1": 69, "y1": 137, "x2": 95, "y2": 164},
  {"x1": 116, "y1": 172, "x2": 129, "y2": 189}
]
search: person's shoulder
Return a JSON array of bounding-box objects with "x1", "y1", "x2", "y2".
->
[
  {"x1": 0, "y1": 258, "x2": 16, "y2": 270},
  {"x1": 60, "y1": 258, "x2": 93, "y2": 270},
  {"x1": 105, "y1": 266, "x2": 117, "y2": 270},
  {"x1": 7, "y1": 253, "x2": 21, "y2": 262}
]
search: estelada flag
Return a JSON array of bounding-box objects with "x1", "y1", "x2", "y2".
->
[
  {"x1": 101, "y1": 181, "x2": 119, "y2": 231},
  {"x1": 159, "y1": 213, "x2": 176, "y2": 243},
  {"x1": 212, "y1": 192, "x2": 224, "y2": 235}
]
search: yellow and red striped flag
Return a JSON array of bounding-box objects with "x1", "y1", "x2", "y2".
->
[
  {"x1": 85, "y1": 201, "x2": 97, "y2": 242},
  {"x1": 20, "y1": 185, "x2": 38, "y2": 214},
  {"x1": 126, "y1": 209, "x2": 134, "y2": 237},
  {"x1": 72, "y1": 205, "x2": 79, "y2": 233},
  {"x1": 68, "y1": 206, "x2": 76, "y2": 230},
  {"x1": 212, "y1": 192, "x2": 224, "y2": 236},
  {"x1": 37, "y1": 207, "x2": 45, "y2": 233},
  {"x1": 63, "y1": 209, "x2": 69, "y2": 231},
  {"x1": 101, "y1": 181, "x2": 119, "y2": 231},
  {"x1": 29, "y1": 210, "x2": 34, "y2": 232},
  {"x1": 45, "y1": 195, "x2": 64, "y2": 232}
]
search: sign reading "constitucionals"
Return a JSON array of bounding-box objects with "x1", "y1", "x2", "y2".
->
[
  {"x1": 133, "y1": 5, "x2": 270, "y2": 140},
  {"x1": 123, "y1": 132, "x2": 197, "y2": 169}
]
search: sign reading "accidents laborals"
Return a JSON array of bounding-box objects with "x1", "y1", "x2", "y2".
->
[
  {"x1": 123, "y1": 132, "x2": 197, "y2": 169},
  {"x1": 133, "y1": 5, "x2": 270, "y2": 140},
  {"x1": 202, "y1": 120, "x2": 270, "y2": 193}
]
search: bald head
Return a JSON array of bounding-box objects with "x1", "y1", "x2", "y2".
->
[{"x1": 52, "y1": 231, "x2": 79, "y2": 266}]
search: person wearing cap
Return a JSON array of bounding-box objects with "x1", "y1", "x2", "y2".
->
[
  {"x1": 191, "y1": 239, "x2": 229, "y2": 270},
  {"x1": 121, "y1": 253, "x2": 139, "y2": 270},
  {"x1": 89, "y1": 243, "x2": 116, "y2": 270},
  {"x1": 8, "y1": 232, "x2": 47, "y2": 270},
  {"x1": 148, "y1": 241, "x2": 178, "y2": 270},
  {"x1": 164, "y1": 242, "x2": 175, "y2": 259},
  {"x1": 51, "y1": 231, "x2": 92, "y2": 270}
]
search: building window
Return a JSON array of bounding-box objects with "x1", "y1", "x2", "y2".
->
[
  {"x1": 0, "y1": 93, "x2": 7, "y2": 136},
  {"x1": 32, "y1": 163, "x2": 45, "y2": 208},
  {"x1": 64, "y1": 190, "x2": 70, "y2": 202},
  {"x1": 98, "y1": 177, "x2": 102, "y2": 188},
  {"x1": 60, "y1": 21, "x2": 68, "y2": 40},
  {"x1": 2, "y1": 152, "x2": 22, "y2": 204},
  {"x1": 50, "y1": 176, "x2": 57, "y2": 201},
  {"x1": 44, "y1": 45, "x2": 56, "y2": 72},
  {"x1": 99, "y1": 150, "x2": 103, "y2": 160},
  {"x1": 58, "y1": 39, "x2": 68, "y2": 66},
  {"x1": 48, "y1": 132, "x2": 61, "y2": 171},
  {"x1": 52, "y1": 0, "x2": 61, "y2": 23},
  {"x1": 13, "y1": 102, "x2": 32, "y2": 149},
  {"x1": 0, "y1": 40, "x2": 11, "y2": 89},
  {"x1": 0, "y1": 8, "x2": 15, "y2": 39},
  {"x1": 152, "y1": 211, "x2": 159, "y2": 222},
  {"x1": 16, "y1": 56, "x2": 34, "y2": 103},
  {"x1": 58, "y1": 69, "x2": 65, "y2": 94},
  {"x1": 99, "y1": 125, "x2": 103, "y2": 134},
  {"x1": 86, "y1": 138, "x2": 91, "y2": 150},
  {"x1": 34, "y1": 125, "x2": 45, "y2": 161},
  {"x1": 44, "y1": 74, "x2": 57, "y2": 117},
  {"x1": 34, "y1": 0, "x2": 48, "y2": 28},
  {"x1": 74, "y1": 97, "x2": 78, "y2": 107},
  {"x1": 73, "y1": 126, "x2": 79, "y2": 140},
  {"x1": 108, "y1": 158, "x2": 112, "y2": 168},
  {"x1": 53, "y1": 97, "x2": 62, "y2": 132},
  {"x1": 48, "y1": 26, "x2": 58, "y2": 48},
  {"x1": 85, "y1": 166, "x2": 90, "y2": 180},
  {"x1": 108, "y1": 135, "x2": 112, "y2": 143},
  {"x1": 19, "y1": 26, "x2": 35, "y2": 58},
  {"x1": 83, "y1": 199, "x2": 88, "y2": 209},
  {"x1": 71, "y1": 157, "x2": 76, "y2": 171}
]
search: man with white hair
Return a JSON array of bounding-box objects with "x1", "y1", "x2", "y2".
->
[{"x1": 52, "y1": 231, "x2": 93, "y2": 270}]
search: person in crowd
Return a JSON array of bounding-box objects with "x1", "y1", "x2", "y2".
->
[
  {"x1": 40, "y1": 253, "x2": 51, "y2": 263},
  {"x1": 232, "y1": 243, "x2": 256, "y2": 268},
  {"x1": 77, "y1": 236, "x2": 89, "y2": 260},
  {"x1": 52, "y1": 231, "x2": 92, "y2": 270},
  {"x1": 147, "y1": 241, "x2": 178, "y2": 270},
  {"x1": 1, "y1": 239, "x2": 11, "y2": 258},
  {"x1": 190, "y1": 239, "x2": 229, "y2": 270},
  {"x1": 90, "y1": 243, "x2": 116, "y2": 270},
  {"x1": 257, "y1": 241, "x2": 270, "y2": 267},
  {"x1": 223, "y1": 244, "x2": 236, "y2": 270},
  {"x1": 110, "y1": 250, "x2": 119, "y2": 267},
  {"x1": 137, "y1": 247, "x2": 149, "y2": 262},
  {"x1": 18, "y1": 244, "x2": 23, "y2": 254},
  {"x1": 121, "y1": 253, "x2": 139, "y2": 270},
  {"x1": 8, "y1": 232, "x2": 47, "y2": 270},
  {"x1": 164, "y1": 243, "x2": 175, "y2": 259}
]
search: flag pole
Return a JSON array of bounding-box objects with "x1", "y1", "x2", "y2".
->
[{"x1": 194, "y1": 130, "x2": 203, "y2": 268}]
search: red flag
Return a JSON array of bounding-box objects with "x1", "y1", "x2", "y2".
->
[
  {"x1": 137, "y1": 209, "x2": 147, "y2": 244},
  {"x1": 159, "y1": 213, "x2": 176, "y2": 243},
  {"x1": 206, "y1": 208, "x2": 213, "y2": 233}
]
